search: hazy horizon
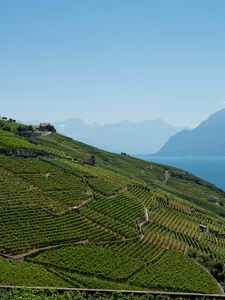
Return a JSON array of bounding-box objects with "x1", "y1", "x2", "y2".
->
[{"x1": 24, "y1": 116, "x2": 184, "y2": 127}]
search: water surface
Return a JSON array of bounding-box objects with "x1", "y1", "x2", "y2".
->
[{"x1": 137, "y1": 156, "x2": 225, "y2": 192}]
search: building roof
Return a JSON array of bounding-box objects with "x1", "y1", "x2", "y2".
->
[
  {"x1": 40, "y1": 122, "x2": 50, "y2": 127},
  {"x1": 32, "y1": 123, "x2": 50, "y2": 130},
  {"x1": 32, "y1": 125, "x2": 40, "y2": 129},
  {"x1": 199, "y1": 224, "x2": 207, "y2": 228}
]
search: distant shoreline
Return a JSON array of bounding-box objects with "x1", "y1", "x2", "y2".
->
[{"x1": 136, "y1": 155, "x2": 225, "y2": 192}]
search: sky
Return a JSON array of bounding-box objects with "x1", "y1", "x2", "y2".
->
[{"x1": 1, "y1": 0, "x2": 225, "y2": 127}]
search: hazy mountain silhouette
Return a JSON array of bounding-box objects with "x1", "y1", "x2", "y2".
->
[
  {"x1": 157, "y1": 108, "x2": 225, "y2": 156},
  {"x1": 53, "y1": 118, "x2": 182, "y2": 154}
]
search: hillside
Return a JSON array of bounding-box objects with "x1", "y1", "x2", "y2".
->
[
  {"x1": 53, "y1": 118, "x2": 182, "y2": 154},
  {"x1": 157, "y1": 108, "x2": 225, "y2": 156},
  {"x1": 0, "y1": 118, "x2": 225, "y2": 294}
]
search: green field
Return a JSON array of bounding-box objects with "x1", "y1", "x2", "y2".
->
[{"x1": 0, "y1": 119, "x2": 225, "y2": 294}]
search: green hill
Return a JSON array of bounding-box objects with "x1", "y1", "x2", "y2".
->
[{"x1": 0, "y1": 119, "x2": 225, "y2": 294}]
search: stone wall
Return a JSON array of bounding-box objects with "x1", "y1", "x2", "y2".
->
[{"x1": 0, "y1": 148, "x2": 49, "y2": 158}]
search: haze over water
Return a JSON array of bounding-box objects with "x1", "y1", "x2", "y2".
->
[{"x1": 138, "y1": 156, "x2": 225, "y2": 192}]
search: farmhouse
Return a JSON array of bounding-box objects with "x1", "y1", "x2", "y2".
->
[
  {"x1": 32, "y1": 123, "x2": 50, "y2": 130},
  {"x1": 31, "y1": 123, "x2": 56, "y2": 137}
]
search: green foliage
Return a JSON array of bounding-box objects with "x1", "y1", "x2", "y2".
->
[
  {"x1": 0, "y1": 119, "x2": 33, "y2": 133},
  {"x1": 0, "y1": 124, "x2": 225, "y2": 294},
  {"x1": 29, "y1": 244, "x2": 142, "y2": 280},
  {"x1": 0, "y1": 289, "x2": 187, "y2": 300},
  {"x1": 0, "y1": 130, "x2": 37, "y2": 150},
  {"x1": 0, "y1": 156, "x2": 90, "y2": 211},
  {"x1": 0, "y1": 208, "x2": 116, "y2": 254},
  {"x1": 0, "y1": 257, "x2": 69, "y2": 287},
  {"x1": 130, "y1": 252, "x2": 220, "y2": 294}
]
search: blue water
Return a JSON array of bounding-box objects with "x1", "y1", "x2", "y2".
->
[{"x1": 137, "y1": 156, "x2": 225, "y2": 192}]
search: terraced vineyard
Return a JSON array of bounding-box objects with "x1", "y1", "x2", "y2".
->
[
  {"x1": 0, "y1": 119, "x2": 225, "y2": 294},
  {"x1": 0, "y1": 289, "x2": 218, "y2": 300}
]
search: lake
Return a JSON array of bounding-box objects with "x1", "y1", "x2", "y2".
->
[{"x1": 137, "y1": 156, "x2": 225, "y2": 192}]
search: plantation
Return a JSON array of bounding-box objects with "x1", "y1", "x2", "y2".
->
[
  {"x1": 28, "y1": 244, "x2": 142, "y2": 280},
  {"x1": 0, "y1": 129, "x2": 38, "y2": 150},
  {"x1": 0, "y1": 257, "x2": 69, "y2": 287},
  {"x1": 0, "y1": 207, "x2": 116, "y2": 254},
  {"x1": 0, "y1": 126, "x2": 225, "y2": 295},
  {"x1": 131, "y1": 252, "x2": 220, "y2": 294},
  {"x1": 0, "y1": 289, "x2": 215, "y2": 300}
]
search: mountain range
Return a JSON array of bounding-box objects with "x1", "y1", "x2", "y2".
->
[
  {"x1": 53, "y1": 118, "x2": 182, "y2": 155},
  {"x1": 157, "y1": 108, "x2": 225, "y2": 156}
]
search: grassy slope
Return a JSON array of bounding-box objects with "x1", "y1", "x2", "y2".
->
[{"x1": 0, "y1": 127, "x2": 225, "y2": 293}]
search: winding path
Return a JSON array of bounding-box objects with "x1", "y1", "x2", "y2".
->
[
  {"x1": 2, "y1": 240, "x2": 90, "y2": 260},
  {"x1": 138, "y1": 207, "x2": 149, "y2": 240}
]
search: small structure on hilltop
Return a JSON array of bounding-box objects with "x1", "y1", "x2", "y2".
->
[
  {"x1": 199, "y1": 224, "x2": 207, "y2": 232},
  {"x1": 31, "y1": 123, "x2": 56, "y2": 137},
  {"x1": 32, "y1": 123, "x2": 56, "y2": 132},
  {"x1": 208, "y1": 196, "x2": 220, "y2": 205},
  {"x1": 32, "y1": 123, "x2": 49, "y2": 130}
]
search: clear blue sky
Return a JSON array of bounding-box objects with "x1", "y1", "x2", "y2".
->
[{"x1": 1, "y1": 0, "x2": 225, "y2": 127}]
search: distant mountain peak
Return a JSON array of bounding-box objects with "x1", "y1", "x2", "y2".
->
[
  {"x1": 53, "y1": 117, "x2": 183, "y2": 155},
  {"x1": 156, "y1": 108, "x2": 225, "y2": 156}
]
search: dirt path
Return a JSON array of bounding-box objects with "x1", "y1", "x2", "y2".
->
[
  {"x1": 139, "y1": 207, "x2": 149, "y2": 225},
  {"x1": 3, "y1": 240, "x2": 90, "y2": 260},
  {"x1": 72, "y1": 199, "x2": 92, "y2": 210},
  {"x1": 138, "y1": 207, "x2": 149, "y2": 240},
  {"x1": 41, "y1": 198, "x2": 92, "y2": 216}
]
